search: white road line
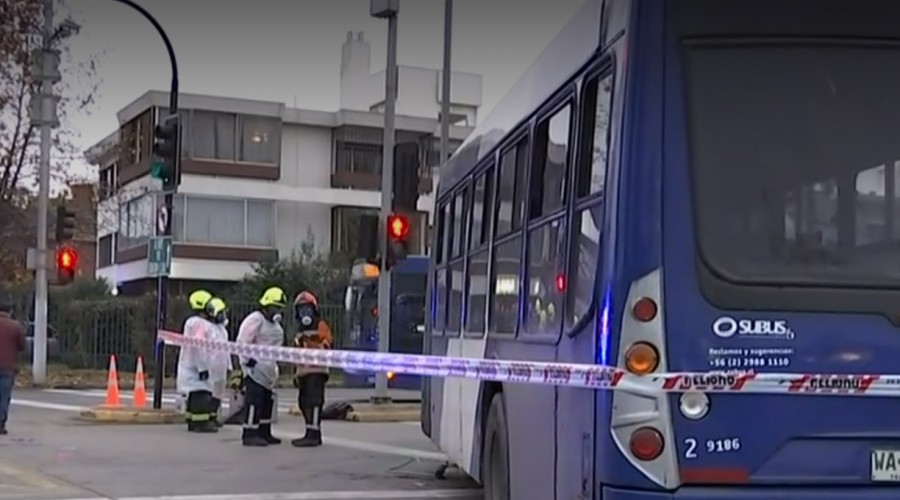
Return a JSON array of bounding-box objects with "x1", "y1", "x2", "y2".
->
[
  {"x1": 11, "y1": 399, "x2": 86, "y2": 412},
  {"x1": 60, "y1": 489, "x2": 479, "y2": 500},
  {"x1": 10, "y1": 398, "x2": 448, "y2": 462}
]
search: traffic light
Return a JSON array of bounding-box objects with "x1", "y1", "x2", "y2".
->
[
  {"x1": 56, "y1": 246, "x2": 78, "y2": 285},
  {"x1": 393, "y1": 142, "x2": 420, "y2": 213},
  {"x1": 385, "y1": 212, "x2": 410, "y2": 270},
  {"x1": 55, "y1": 205, "x2": 75, "y2": 242},
  {"x1": 151, "y1": 113, "x2": 181, "y2": 192}
]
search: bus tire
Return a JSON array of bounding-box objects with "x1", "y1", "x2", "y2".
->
[{"x1": 481, "y1": 394, "x2": 510, "y2": 500}]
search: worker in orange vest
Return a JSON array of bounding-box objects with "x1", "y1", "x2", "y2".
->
[{"x1": 290, "y1": 291, "x2": 333, "y2": 448}]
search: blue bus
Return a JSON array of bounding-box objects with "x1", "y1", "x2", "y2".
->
[
  {"x1": 343, "y1": 256, "x2": 428, "y2": 389},
  {"x1": 422, "y1": 0, "x2": 900, "y2": 498}
]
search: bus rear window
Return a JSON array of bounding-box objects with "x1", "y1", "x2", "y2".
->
[{"x1": 683, "y1": 41, "x2": 900, "y2": 286}]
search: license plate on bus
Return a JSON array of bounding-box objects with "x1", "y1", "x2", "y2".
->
[{"x1": 871, "y1": 450, "x2": 900, "y2": 481}]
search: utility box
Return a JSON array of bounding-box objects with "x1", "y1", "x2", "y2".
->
[{"x1": 370, "y1": 0, "x2": 399, "y2": 18}]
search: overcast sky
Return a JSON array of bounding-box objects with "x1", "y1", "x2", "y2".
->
[{"x1": 58, "y1": 0, "x2": 586, "y2": 179}]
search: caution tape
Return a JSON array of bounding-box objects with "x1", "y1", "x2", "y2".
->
[{"x1": 159, "y1": 330, "x2": 900, "y2": 396}]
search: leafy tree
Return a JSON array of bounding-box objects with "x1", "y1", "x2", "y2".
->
[
  {"x1": 229, "y1": 229, "x2": 351, "y2": 306},
  {"x1": 0, "y1": 0, "x2": 100, "y2": 281}
]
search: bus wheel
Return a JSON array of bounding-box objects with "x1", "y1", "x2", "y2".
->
[{"x1": 482, "y1": 394, "x2": 510, "y2": 500}]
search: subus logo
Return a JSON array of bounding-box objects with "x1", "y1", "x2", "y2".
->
[{"x1": 712, "y1": 316, "x2": 795, "y2": 340}]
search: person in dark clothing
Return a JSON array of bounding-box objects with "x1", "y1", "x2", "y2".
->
[
  {"x1": 0, "y1": 302, "x2": 25, "y2": 435},
  {"x1": 290, "y1": 291, "x2": 333, "y2": 448}
]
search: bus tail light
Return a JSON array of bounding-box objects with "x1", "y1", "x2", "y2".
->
[
  {"x1": 630, "y1": 427, "x2": 665, "y2": 461},
  {"x1": 624, "y1": 342, "x2": 660, "y2": 375},
  {"x1": 632, "y1": 297, "x2": 658, "y2": 322}
]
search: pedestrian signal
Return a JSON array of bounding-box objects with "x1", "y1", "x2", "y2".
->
[{"x1": 57, "y1": 246, "x2": 78, "y2": 285}]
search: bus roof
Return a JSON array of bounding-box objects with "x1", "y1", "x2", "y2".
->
[{"x1": 438, "y1": 0, "x2": 602, "y2": 195}]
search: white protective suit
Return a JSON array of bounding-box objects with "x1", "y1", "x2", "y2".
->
[
  {"x1": 208, "y1": 320, "x2": 233, "y2": 403},
  {"x1": 176, "y1": 315, "x2": 215, "y2": 395},
  {"x1": 236, "y1": 310, "x2": 284, "y2": 389}
]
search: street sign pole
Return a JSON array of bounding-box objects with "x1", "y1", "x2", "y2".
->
[
  {"x1": 371, "y1": 0, "x2": 399, "y2": 404},
  {"x1": 108, "y1": 0, "x2": 179, "y2": 410}
]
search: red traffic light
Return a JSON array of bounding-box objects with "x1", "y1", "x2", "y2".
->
[
  {"x1": 57, "y1": 247, "x2": 78, "y2": 270},
  {"x1": 387, "y1": 214, "x2": 410, "y2": 240}
]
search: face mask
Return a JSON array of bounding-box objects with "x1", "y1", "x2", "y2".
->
[
  {"x1": 223, "y1": 318, "x2": 230, "y2": 327},
  {"x1": 300, "y1": 315, "x2": 313, "y2": 327},
  {"x1": 272, "y1": 313, "x2": 283, "y2": 324}
]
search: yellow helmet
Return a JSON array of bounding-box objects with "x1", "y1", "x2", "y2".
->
[
  {"x1": 259, "y1": 286, "x2": 288, "y2": 308},
  {"x1": 188, "y1": 290, "x2": 213, "y2": 311},
  {"x1": 208, "y1": 297, "x2": 227, "y2": 316}
]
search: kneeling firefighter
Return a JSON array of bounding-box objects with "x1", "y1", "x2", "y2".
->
[
  {"x1": 206, "y1": 297, "x2": 232, "y2": 426},
  {"x1": 290, "y1": 291, "x2": 333, "y2": 448},
  {"x1": 176, "y1": 290, "x2": 218, "y2": 433},
  {"x1": 236, "y1": 286, "x2": 288, "y2": 447}
]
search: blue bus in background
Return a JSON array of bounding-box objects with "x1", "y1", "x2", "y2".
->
[
  {"x1": 423, "y1": 0, "x2": 900, "y2": 499},
  {"x1": 343, "y1": 256, "x2": 428, "y2": 390}
]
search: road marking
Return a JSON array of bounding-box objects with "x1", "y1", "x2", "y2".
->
[
  {"x1": 0, "y1": 459, "x2": 68, "y2": 491},
  {"x1": 11, "y1": 398, "x2": 449, "y2": 462},
  {"x1": 11, "y1": 399, "x2": 85, "y2": 412},
  {"x1": 60, "y1": 489, "x2": 479, "y2": 500}
]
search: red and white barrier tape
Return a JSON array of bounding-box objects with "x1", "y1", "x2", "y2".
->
[{"x1": 159, "y1": 330, "x2": 898, "y2": 396}]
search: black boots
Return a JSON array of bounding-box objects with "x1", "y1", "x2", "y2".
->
[
  {"x1": 186, "y1": 391, "x2": 218, "y2": 433},
  {"x1": 291, "y1": 406, "x2": 323, "y2": 448},
  {"x1": 242, "y1": 429, "x2": 268, "y2": 447},
  {"x1": 260, "y1": 424, "x2": 282, "y2": 445}
]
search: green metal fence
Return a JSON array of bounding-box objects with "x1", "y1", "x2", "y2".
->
[{"x1": 19, "y1": 296, "x2": 346, "y2": 374}]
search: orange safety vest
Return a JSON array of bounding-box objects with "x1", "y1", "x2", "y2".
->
[{"x1": 292, "y1": 320, "x2": 333, "y2": 377}]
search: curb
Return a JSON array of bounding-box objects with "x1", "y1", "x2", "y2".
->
[
  {"x1": 77, "y1": 406, "x2": 182, "y2": 424},
  {"x1": 346, "y1": 408, "x2": 421, "y2": 423}
]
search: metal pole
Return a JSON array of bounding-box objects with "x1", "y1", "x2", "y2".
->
[
  {"x1": 440, "y1": 0, "x2": 453, "y2": 167},
  {"x1": 374, "y1": 11, "x2": 399, "y2": 404},
  {"x1": 32, "y1": 0, "x2": 54, "y2": 386},
  {"x1": 109, "y1": 0, "x2": 179, "y2": 409}
]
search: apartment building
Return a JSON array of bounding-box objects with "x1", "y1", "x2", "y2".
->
[{"x1": 85, "y1": 32, "x2": 481, "y2": 295}]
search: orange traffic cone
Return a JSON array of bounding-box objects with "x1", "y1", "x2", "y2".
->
[
  {"x1": 133, "y1": 356, "x2": 147, "y2": 409},
  {"x1": 103, "y1": 355, "x2": 121, "y2": 407}
]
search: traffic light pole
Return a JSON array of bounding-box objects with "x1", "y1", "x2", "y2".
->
[
  {"x1": 110, "y1": 0, "x2": 179, "y2": 410},
  {"x1": 373, "y1": 5, "x2": 399, "y2": 404},
  {"x1": 32, "y1": 0, "x2": 55, "y2": 386}
]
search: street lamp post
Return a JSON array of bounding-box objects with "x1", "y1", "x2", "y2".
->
[
  {"x1": 371, "y1": 0, "x2": 399, "y2": 404},
  {"x1": 108, "y1": 0, "x2": 180, "y2": 410}
]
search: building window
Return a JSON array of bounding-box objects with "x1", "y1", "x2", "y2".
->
[
  {"x1": 188, "y1": 110, "x2": 280, "y2": 165},
  {"x1": 97, "y1": 234, "x2": 114, "y2": 267},
  {"x1": 332, "y1": 206, "x2": 428, "y2": 256},
  {"x1": 333, "y1": 126, "x2": 432, "y2": 175},
  {"x1": 192, "y1": 111, "x2": 236, "y2": 161},
  {"x1": 331, "y1": 206, "x2": 380, "y2": 255},
  {"x1": 118, "y1": 194, "x2": 154, "y2": 249},
  {"x1": 98, "y1": 164, "x2": 117, "y2": 200},
  {"x1": 336, "y1": 142, "x2": 382, "y2": 174},
  {"x1": 172, "y1": 195, "x2": 274, "y2": 247},
  {"x1": 239, "y1": 116, "x2": 279, "y2": 164}
]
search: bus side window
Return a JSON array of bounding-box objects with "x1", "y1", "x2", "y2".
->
[
  {"x1": 495, "y1": 138, "x2": 529, "y2": 237},
  {"x1": 447, "y1": 187, "x2": 471, "y2": 335},
  {"x1": 491, "y1": 140, "x2": 528, "y2": 336},
  {"x1": 466, "y1": 164, "x2": 494, "y2": 337},
  {"x1": 530, "y1": 103, "x2": 574, "y2": 220},
  {"x1": 568, "y1": 71, "x2": 613, "y2": 328},
  {"x1": 433, "y1": 202, "x2": 452, "y2": 332}
]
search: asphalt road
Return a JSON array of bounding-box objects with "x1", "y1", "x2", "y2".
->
[{"x1": 0, "y1": 388, "x2": 479, "y2": 500}]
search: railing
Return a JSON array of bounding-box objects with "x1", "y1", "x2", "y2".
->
[{"x1": 12, "y1": 295, "x2": 347, "y2": 375}]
